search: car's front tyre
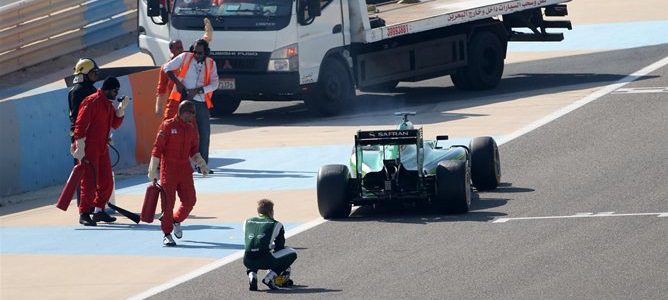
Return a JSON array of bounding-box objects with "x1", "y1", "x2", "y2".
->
[{"x1": 470, "y1": 136, "x2": 501, "y2": 190}]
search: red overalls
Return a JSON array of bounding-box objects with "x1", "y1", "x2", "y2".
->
[
  {"x1": 151, "y1": 116, "x2": 200, "y2": 235},
  {"x1": 72, "y1": 89, "x2": 124, "y2": 214},
  {"x1": 156, "y1": 68, "x2": 179, "y2": 121}
]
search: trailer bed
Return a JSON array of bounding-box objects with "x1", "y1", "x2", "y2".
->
[{"x1": 362, "y1": 0, "x2": 569, "y2": 43}]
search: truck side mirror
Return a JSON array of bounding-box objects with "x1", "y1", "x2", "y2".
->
[
  {"x1": 307, "y1": 0, "x2": 322, "y2": 17},
  {"x1": 147, "y1": 0, "x2": 161, "y2": 17},
  {"x1": 298, "y1": 0, "x2": 321, "y2": 25},
  {"x1": 147, "y1": 0, "x2": 169, "y2": 25}
]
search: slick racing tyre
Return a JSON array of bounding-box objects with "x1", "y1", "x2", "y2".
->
[
  {"x1": 470, "y1": 136, "x2": 501, "y2": 190},
  {"x1": 434, "y1": 160, "x2": 471, "y2": 214},
  {"x1": 317, "y1": 164, "x2": 352, "y2": 219}
]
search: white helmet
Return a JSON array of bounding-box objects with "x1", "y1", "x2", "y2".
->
[{"x1": 73, "y1": 58, "x2": 99, "y2": 75}]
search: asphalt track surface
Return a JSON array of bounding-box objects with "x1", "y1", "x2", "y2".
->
[
  {"x1": 149, "y1": 45, "x2": 668, "y2": 299},
  {"x1": 210, "y1": 44, "x2": 667, "y2": 134}
]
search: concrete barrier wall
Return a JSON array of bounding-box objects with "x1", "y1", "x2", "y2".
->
[
  {"x1": 0, "y1": 68, "x2": 161, "y2": 197},
  {"x1": 0, "y1": 0, "x2": 137, "y2": 77}
]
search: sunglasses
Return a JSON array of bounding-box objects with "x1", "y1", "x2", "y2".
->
[{"x1": 193, "y1": 51, "x2": 205, "y2": 55}]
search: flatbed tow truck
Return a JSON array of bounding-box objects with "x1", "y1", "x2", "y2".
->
[{"x1": 140, "y1": 0, "x2": 572, "y2": 115}]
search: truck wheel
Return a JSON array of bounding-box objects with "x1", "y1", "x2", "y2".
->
[
  {"x1": 434, "y1": 160, "x2": 471, "y2": 214},
  {"x1": 304, "y1": 59, "x2": 353, "y2": 116},
  {"x1": 455, "y1": 31, "x2": 504, "y2": 90},
  {"x1": 358, "y1": 81, "x2": 399, "y2": 93},
  {"x1": 210, "y1": 92, "x2": 241, "y2": 116},
  {"x1": 317, "y1": 164, "x2": 352, "y2": 219},
  {"x1": 470, "y1": 136, "x2": 501, "y2": 190},
  {"x1": 450, "y1": 70, "x2": 472, "y2": 90}
]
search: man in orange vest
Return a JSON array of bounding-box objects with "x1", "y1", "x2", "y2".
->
[
  {"x1": 155, "y1": 18, "x2": 212, "y2": 120},
  {"x1": 163, "y1": 39, "x2": 218, "y2": 173}
]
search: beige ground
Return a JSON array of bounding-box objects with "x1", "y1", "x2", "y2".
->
[
  {"x1": 211, "y1": 86, "x2": 599, "y2": 149},
  {"x1": 1, "y1": 255, "x2": 214, "y2": 300},
  {"x1": 567, "y1": 0, "x2": 668, "y2": 25}
]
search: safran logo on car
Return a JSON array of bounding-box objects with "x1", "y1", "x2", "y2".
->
[{"x1": 369, "y1": 131, "x2": 410, "y2": 138}]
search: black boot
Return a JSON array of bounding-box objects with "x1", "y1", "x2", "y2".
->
[
  {"x1": 92, "y1": 211, "x2": 117, "y2": 223},
  {"x1": 79, "y1": 213, "x2": 97, "y2": 226},
  {"x1": 248, "y1": 271, "x2": 258, "y2": 291}
]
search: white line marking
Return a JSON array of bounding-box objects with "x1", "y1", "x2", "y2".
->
[
  {"x1": 492, "y1": 212, "x2": 668, "y2": 223},
  {"x1": 497, "y1": 55, "x2": 668, "y2": 146},
  {"x1": 612, "y1": 87, "x2": 668, "y2": 94},
  {"x1": 130, "y1": 55, "x2": 668, "y2": 299},
  {"x1": 128, "y1": 218, "x2": 327, "y2": 300}
]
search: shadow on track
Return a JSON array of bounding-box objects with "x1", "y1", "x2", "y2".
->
[
  {"x1": 74, "y1": 224, "x2": 234, "y2": 232},
  {"x1": 211, "y1": 72, "x2": 657, "y2": 131},
  {"x1": 210, "y1": 44, "x2": 663, "y2": 131},
  {"x1": 332, "y1": 182, "x2": 535, "y2": 224},
  {"x1": 264, "y1": 285, "x2": 342, "y2": 294}
]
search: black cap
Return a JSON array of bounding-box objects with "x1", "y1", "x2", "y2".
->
[{"x1": 101, "y1": 77, "x2": 120, "y2": 90}]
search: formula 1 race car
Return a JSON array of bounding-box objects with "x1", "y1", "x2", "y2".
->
[{"x1": 316, "y1": 112, "x2": 501, "y2": 219}]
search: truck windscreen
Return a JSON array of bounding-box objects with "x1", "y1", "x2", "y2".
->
[{"x1": 172, "y1": 0, "x2": 293, "y2": 31}]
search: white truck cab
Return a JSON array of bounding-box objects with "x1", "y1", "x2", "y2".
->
[{"x1": 139, "y1": 0, "x2": 571, "y2": 116}]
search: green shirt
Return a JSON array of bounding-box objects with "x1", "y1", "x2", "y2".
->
[{"x1": 243, "y1": 215, "x2": 285, "y2": 254}]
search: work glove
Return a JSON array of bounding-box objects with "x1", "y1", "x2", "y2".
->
[
  {"x1": 192, "y1": 153, "x2": 209, "y2": 177},
  {"x1": 203, "y1": 17, "x2": 213, "y2": 42},
  {"x1": 148, "y1": 156, "x2": 160, "y2": 181},
  {"x1": 155, "y1": 93, "x2": 168, "y2": 115},
  {"x1": 116, "y1": 96, "x2": 130, "y2": 117},
  {"x1": 71, "y1": 138, "x2": 86, "y2": 160}
]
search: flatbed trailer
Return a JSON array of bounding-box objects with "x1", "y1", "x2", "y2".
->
[{"x1": 364, "y1": 0, "x2": 570, "y2": 42}]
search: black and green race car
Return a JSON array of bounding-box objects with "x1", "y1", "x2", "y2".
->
[{"x1": 316, "y1": 112, "x2": 501, "y2": 219}]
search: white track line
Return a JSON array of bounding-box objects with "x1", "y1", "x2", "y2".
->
[
  {"x1": 497, "y1": 55, "x2": 668, "y2": 146},
  {"x1": 493, "y1": 212, "x2": 668, "y2": 223},
  {"x1": 127, "y1": 218, "x2": 327, "y2": 300},
  {"x1": 129, "y1": 56, "x2": 668, "y2": 299}
]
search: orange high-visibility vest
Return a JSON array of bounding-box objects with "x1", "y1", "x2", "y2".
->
[{"x1": 169, "y1": 52, "x2": 215, "y2": 109}]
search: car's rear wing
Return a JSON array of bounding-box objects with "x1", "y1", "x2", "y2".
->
[{"x1": 355, "y1": 129, "x2": 422, "y2": 146}]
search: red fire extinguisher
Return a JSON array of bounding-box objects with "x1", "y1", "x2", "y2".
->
[
  {"x1": 141, "y1": 180, "x2": 163, "y2": 223},
  {"x1": 56, "y1": 162, "x2": 87, "y2": 211}
]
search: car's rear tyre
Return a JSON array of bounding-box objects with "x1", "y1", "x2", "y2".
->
[
  {"x1": 210, "y1": 92, "x2": 241, "y2": 116},
  {"x1": 470, "y1": 136, "x2": 501, "y2": 190},
  {"x1": 434, "y1": 160, "x2": 471, "y2": 214},
  {"x1": 304, "y1": 58, "x2": 353, "y2": 116},
  {"x1": 317, "y1": 164, "x2": 352, "y2": 219}
]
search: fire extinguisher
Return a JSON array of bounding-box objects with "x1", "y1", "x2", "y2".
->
[
  {"x1": 56, "y1": 161, "x2": 88, "y2": 211},
  {"x1": 141, "y1": 180, "x2": 163, "y2": 223}
]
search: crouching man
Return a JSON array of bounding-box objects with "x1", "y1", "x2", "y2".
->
[{"x1": 243, "y1": 199, "x2": 297, "y2": 290}]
